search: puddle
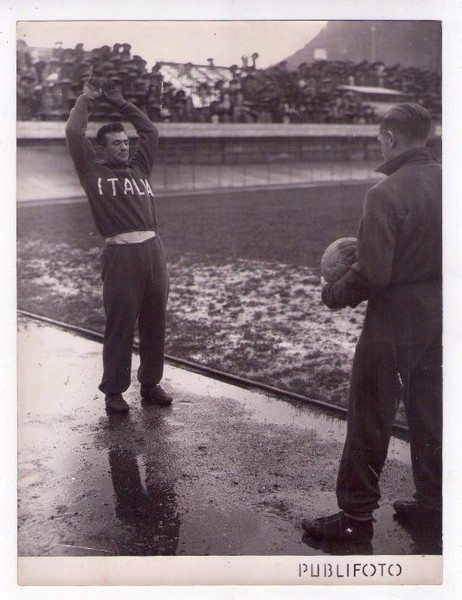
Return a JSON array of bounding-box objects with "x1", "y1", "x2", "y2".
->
[
  {"x1": 168, "y1": 364, "x2": 411, "y2": 465},
  {"x1": 18, "y1": 318, "x2": 418, "y2": 559},
  {"x1": 18, "y1": 317, "x2": 411, "y2": 467}
]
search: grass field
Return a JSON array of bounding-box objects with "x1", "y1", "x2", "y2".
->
[{"x1": 18, "y1": 183, "x2": 377, "y2": 412}]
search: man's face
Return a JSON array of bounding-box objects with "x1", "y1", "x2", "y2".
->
[
  {"x1": 377, "y1": 126, "x2": 394, "y2": 161},
  {"x1": 101, "y1": 131, "x2": 130, "y2": 165}
]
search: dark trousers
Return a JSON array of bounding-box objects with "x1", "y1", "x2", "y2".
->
[
  {"x1": 336, "y1": 281, "x2": 442, "y2": 516},
  {"x1": 98, "y1": 236, "x2": 169, "y2": 395}
]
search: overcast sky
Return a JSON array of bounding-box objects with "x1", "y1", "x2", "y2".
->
[{"x1": 17, "y1": 20, "x2": 327, "y2": 70}]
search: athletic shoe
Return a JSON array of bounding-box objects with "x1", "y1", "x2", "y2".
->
[
  {"x1": 301, "y1": 511, "x2": 373, "y2": 543},
  {"x1": 393, "y1": 500, "x2": 442, "y2": 525},
  {"x1": 140, "y1": 385, "x2": 173, "y2": 405},
  {"x1": 105, "y1": 393, "x2": 130, "y2": 413}
]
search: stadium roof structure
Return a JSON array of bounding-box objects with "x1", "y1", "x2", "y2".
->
[
  {"x1": 337, "y1": 85, "x2": 410, "y2": 118},
  {"x1": 158, "y1": 61, "x2": 233, "y2": 108},
  {"x1": 337, "y1": 85, "x2": 406, "y2": 96}
]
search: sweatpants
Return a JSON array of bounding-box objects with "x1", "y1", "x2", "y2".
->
[
  {"x1": 98, "y1": 236, "x2": 169, "y2": 396},
  {"x1": 336, "y1": 280, "x2": 442, "y2": 516}
]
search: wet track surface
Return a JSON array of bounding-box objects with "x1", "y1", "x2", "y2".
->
[{"x1": 17, "y1": 317, "x2": 441, "y2": 562}]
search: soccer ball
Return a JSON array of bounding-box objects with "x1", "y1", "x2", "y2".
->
[{"x1": 321, "y1": 237, "x2": 357, "y2": 283}]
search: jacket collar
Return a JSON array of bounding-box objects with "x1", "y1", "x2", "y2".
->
[{"x1": 375, "y1": 147, "x2": 439, "y2": 176}]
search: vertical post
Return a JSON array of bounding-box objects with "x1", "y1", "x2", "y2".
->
[
  {"x1": 219, "y1": 140, "x2": 224, "y2": 189},
  {"x1": 371, "y1": 24, "x2": 377, "y2": 63},
  {"x1": 191, "y1": 141, "x2": 196, "y2": 191},
  {"x1": 160, "y1": 145, "x2": 167, "y2": 192}
]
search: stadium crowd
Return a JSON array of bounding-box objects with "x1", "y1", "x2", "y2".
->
[{"x1": 17, "y1": 40, "x2": 442, "y2": 124}]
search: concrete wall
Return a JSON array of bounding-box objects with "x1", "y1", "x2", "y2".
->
[{"x1": 17, "y1": 121, "x2": 441, "y2": 166}]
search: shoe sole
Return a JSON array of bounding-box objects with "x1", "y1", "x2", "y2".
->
[
  {"x1": 141, "y1": 397, "x2": 172, "y2": 406},
  {"x1": 105, "y1": 403, "x2": 130, "y2": 413}
]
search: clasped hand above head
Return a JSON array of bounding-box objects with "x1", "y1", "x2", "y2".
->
[
  {"x1": 82, "y1": 76, "x2": 102, "y2": 100},
  {"x1": 82, "y1": 76, "x2": 125, "y2": 105}
]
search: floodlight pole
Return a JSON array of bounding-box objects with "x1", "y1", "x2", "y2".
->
[{"x1": 370, "y1": 24, "x2": 377, "y2": 63}]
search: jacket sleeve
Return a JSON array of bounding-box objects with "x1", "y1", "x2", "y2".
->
[
  {"x1": 321, "y1": 184, "x2": 398, "y2": 309},
  {"x1": 119, "y1": 102, "x2": 159, "y2": 176},
  {"x1": 321, "y1": 262, "x2": 371, "y2": 309},
  {"x1": 65, "y1": 94, "x2": 97, "y2": 174}
]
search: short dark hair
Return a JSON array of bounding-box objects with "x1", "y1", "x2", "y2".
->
[
  {"x1": 96, "y1": 122, "x2": 126, "y2": 146},
  {"x1": 380, "y1": 102, "x2": 432, "y2": 142}
]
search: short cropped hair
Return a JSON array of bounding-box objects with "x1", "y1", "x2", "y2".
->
[
  {"x1": 96, "y1": 122, "x2": 126, "y2": 147},
  {"x1": 380, "y1": 103, "x2": 432, "y2": 142}
]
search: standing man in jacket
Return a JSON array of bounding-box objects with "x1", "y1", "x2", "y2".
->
[
  {"x1": 302, "y1": 103, "x2": 442, "y2": 545},
  {"x1": 66, "y1": 77, "x2": 172, "y2": 413}
]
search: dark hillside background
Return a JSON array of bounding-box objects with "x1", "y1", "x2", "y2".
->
[{"x1": 284, "y1": 21, "x2": 441, "y2": 72}]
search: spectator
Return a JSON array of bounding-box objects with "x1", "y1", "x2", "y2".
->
[{"x1": 16, "y1": 41, "x2": 441, "y2": 124}]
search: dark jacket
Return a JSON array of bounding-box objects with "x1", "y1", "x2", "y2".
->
[
  {"x1": 65, "y1": 95, "x2": 159, "y2": 238},
  {"x1": 322, "y1": 147, "x2": 442, "y2": 309}
]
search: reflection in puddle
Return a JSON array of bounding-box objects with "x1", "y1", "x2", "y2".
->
[
  {"x1": 97, "y1": 411, "x2": 181, "y2": 556},
  {"x1": 107, "y1": 446, "x2": 180, "y2": 555}
]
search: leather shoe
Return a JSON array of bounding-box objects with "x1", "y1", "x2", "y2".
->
[
  {"x1": 302, "y1": 511, "x2": 373, "y2": 543},
  {"x1": 105, "y1": 393, "x2": 130, "y2": 413},
  {"x1": 393, "y1": 500, "x2": 441, "y2": 524},
  {"x1": 140, "y1": 385, "x2": 173, "y2": 405},
  {"x1": 393, "y1": 500, "x2": 442, "y2": 553}
]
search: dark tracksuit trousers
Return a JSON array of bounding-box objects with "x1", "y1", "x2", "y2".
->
[
  {"x1": 336, "y1": 280, "x2": 442, "y2": 515},
  {"x1": 98, "y1": 236, "x2": 169, "y2": 396}
]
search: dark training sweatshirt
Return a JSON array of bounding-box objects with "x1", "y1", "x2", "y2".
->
[{"x1": 65, "y1": 95, "x2": 159, "y2": 238}]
